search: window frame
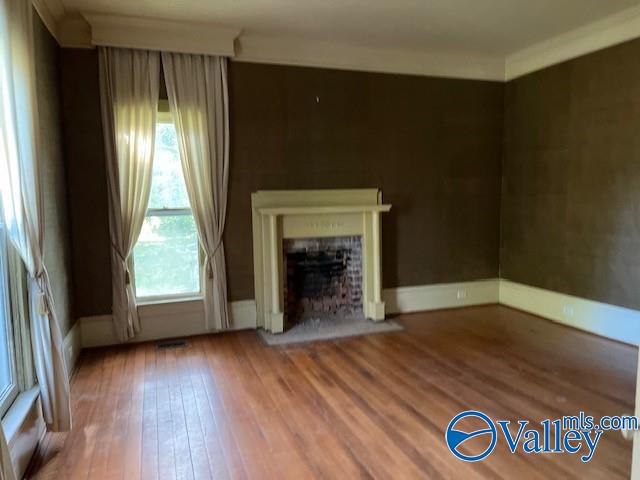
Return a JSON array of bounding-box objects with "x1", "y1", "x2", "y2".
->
[
  {"x1": 0, "y1": 210, "x2": 19, "y2": 417},
  {"x1": 131, "y1": 110, "x2": 203, "y2": 303}
]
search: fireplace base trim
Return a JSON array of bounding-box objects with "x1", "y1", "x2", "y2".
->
[{"x1": 367, "y1": 301, "x2": 386, "y2": 320}]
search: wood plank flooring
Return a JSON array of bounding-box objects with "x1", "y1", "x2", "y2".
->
[{"x1": 26, "y1": 305, "x2": 637, "y2": 479}]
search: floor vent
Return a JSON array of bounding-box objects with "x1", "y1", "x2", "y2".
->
[{"x1": 156, "y1": 339, "x2": 187, "y2": 350}]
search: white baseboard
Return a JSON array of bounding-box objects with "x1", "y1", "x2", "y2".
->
[
  {"x1": 384, "y1": 279, "x2": 500, "y2": 314},
  {"x1": 78, "y1": 314, "x2": 115, "y2": 349},
  {"x1": 79, "y1": 299, "x2": 257, "y2": 348},
  {"x1": 77, "y1": 279, "x2": 640, "y2": 348},
  {"x1": 62, "y1": 321, "x2": 81, "y2": 378},
  {"x1": 79, "y1": 280, "x2": 498, "y2": 348},
  {"x1": 385, "y1": 278, "x2": 640, "y2": 345},
  {"x1": 499, "y1": 280, "x2": 640, "y2": 346},
  {"x1": 229, "y1": 299, "x2": 259, "y2": 330}
]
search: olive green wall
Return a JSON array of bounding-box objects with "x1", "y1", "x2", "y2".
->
[
  {"x1": 227, "y1": 63, "x2": 504, "y2": 301},
  {"x1": 33, "y1": 12, "x2": 75, "y2": 335},
  {"x1": 59, "y1": 52, "x2": 504, "y2": 317},
  {"x1": 59, "y1": 49, "x2": 112, "y2": 319},
  {"x1": 501, "y1": 37, "x2": 640, "y2": 311},
  {"x1": 58, "y1": 37, "x2": 640, "y2": 319}
]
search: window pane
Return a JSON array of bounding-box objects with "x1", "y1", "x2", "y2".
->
[
  {"x1": 133, "y1": 214, "x2": 200, "y2": 297},
  {"x1": 147, "y1": 123, "x2": 190, "y2": 210},
  {"x1": 0, "y1": 223, "x2": 14, "y2": 404}
]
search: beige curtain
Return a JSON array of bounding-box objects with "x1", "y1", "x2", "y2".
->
[
  {"x1": 99, "y1": 47, "x2": 160, "y2": 341},
  {"x1": 162, "y1": 52, "x2": 230, "y2": 330},
  {"x1": 0, "y1": 0, "x2": 71, "y2": 446}
]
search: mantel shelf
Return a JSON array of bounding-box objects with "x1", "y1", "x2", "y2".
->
[{"x1": 258, "y1": 204, "x2": 392, "y2": 216}]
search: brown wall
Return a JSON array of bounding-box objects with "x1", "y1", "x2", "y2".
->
[
  {"x1": 59, "y1": 49, "x2": 112, "y2": 318},
  {"x1": 34, "y1": 12, "x2": 75, "y2": 335},
  {"x1": 59, "y1": 52, "x2": 504, "y2": 315},
  {"x1": 227, "y1": 63, "x2": 504, "y2": 300},
  {"x1": 501, "y1": 38, "x2": 640, "y2": 311}
]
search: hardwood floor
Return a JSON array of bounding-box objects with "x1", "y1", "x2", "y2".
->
[{"x1": 26, "y1": 305, "x2": 637, "y2": 479}]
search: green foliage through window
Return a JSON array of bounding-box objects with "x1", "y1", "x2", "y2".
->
[{"x1": 133, "y1": 122, "x2": 200, "y2": 298}]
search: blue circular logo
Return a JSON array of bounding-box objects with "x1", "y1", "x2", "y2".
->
[{"x1": 445, "y1": 410, "x2": 497, "y2": 462}]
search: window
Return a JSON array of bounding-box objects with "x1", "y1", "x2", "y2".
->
[
  {"x1": 132, "y1": 117, "x2": 201, "y2": 300},
  {"x1": 0, "y1": 201, "x2": 18, "y2": 417}
]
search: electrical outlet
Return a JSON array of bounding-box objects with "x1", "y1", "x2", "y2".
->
[{"x1": 456, "y1": 288, "x2": 467, "y2": 300}]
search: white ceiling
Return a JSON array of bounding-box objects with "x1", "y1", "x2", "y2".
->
[{"x1": 60, "y1": 0, "x2": 640, "y2": 55}]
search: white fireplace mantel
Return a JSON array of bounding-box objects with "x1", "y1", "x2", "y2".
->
[{"x1": 251, "y1": 189, "x2": 391, "y2": 333}]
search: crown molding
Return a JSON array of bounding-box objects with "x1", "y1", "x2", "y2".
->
[
  {"x1": 31, "y1": 3, "x2": 640, "y2": 82},
  {"x1": 31, "y1": 0, "x2": 64, "y2": 41},
  {"x1": 31, "y1": 0, "x2": 93, "y2": 48},
  {"x1": 236, "y1": 33, "x2": 505, "y2": 81},
  {"x1": 83, "y1": 14, "x2": 240, "y2": 57},
  {"x1": 506, "y1": 4, "x2": 640, "y2": 80}
]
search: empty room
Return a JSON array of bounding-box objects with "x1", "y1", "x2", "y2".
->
[{"x1": 0, "y1": 0, "x2": 639, "y2": 478}]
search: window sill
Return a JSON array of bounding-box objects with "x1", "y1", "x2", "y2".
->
[
  {"x1": 2, "y1": 386, "x2": 40, "y2": 444},
  {"x1": 137, "y1": 295, "x2": 203, "y2": 307}
]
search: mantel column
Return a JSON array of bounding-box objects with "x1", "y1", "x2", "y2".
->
[
  {"x1": 268, "y1": 214, "x2": 284, "y2": 333},
  {"x1": 369, "y1": 210, "x2": 386, "y2": 320}
]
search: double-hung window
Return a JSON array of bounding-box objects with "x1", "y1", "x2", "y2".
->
[
  {"x1": 132, "y1": 112, "x2": 201, "y2": 300},
  {"x1": 0, "y1": 200, "x2": 18, "y2": 417}
]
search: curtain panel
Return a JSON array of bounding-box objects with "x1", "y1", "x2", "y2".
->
[
  {"x1": 0, "y1": 0, "x2": 71, "y2": 431},
  {"x1": 98, "y1": 47, "x2": 160, "y2": 341},
  {"x1": 0, "y1": 0, "x2": 73, "y2": 477},
  {"x1": 162, "y1": 52, "x2": 230, "y2": 331}
]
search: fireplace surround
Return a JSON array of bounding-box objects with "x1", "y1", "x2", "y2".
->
[{"x1": 251, "y1": 189, "x2": 391, "y2": 333}]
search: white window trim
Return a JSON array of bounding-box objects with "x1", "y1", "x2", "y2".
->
[
  {"x1": 131, "y1": 110, "x2": 203, "y2": 304},
  {"x1": 2, "y1": 386, "x2": 39, "y2": 442},
  {"x1": 0, "y1": 212, "x2": 19, "y2": 418}
]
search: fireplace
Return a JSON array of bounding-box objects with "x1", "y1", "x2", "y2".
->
[
  {"x1": 251, "y1": 189, "x2": 391, "y2": 333},
  {"x1": 283, "y1": 236, "x2": 363, "y2": 329}
]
